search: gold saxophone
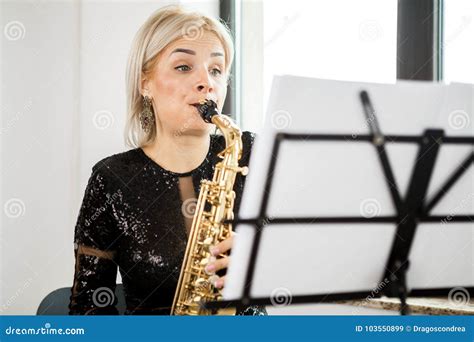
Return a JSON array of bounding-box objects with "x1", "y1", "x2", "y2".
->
[{"x1": 171, "y1": 99, "x2": 249, "y2": 315}]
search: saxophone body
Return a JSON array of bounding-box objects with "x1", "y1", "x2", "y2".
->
[{"x1": 171, "y1": 100, "x2": 249, "y2": 315}]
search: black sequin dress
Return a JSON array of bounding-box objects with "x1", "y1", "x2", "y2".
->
[{"x1": 68, "y1": 131, "x2": 266, "y2": 315}]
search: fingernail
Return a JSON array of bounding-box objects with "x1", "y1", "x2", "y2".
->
[{"x1": 210, "y1": 247, "x2": 220, "y2": 256}]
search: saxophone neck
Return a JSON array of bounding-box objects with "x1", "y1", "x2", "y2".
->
[
  {"x1": 212, "y1": 114, "x2": 241, "y2": 136},
  {"x1": 211, "y1": 115, "x2": 243, "y2": 159}
]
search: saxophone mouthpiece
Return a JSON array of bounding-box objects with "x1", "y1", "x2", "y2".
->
[{"x1": 194, "y1": 99, "x2": 219, "y2": 123}]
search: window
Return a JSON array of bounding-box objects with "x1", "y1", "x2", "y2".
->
[
  {"x1": 443, "y1": 0, "x2": 474, "y2": 83},
  {"x1": 240, "y1": 0, "x2": 398, "y2": 130}
]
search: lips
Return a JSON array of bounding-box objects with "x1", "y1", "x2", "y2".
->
[{"x1": 190, "y1": 99, "x2": 217, "y2": 107}]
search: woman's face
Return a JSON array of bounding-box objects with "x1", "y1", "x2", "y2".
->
[{"x1": 142, "y1": 31, "x2": 228, "y2": 137}]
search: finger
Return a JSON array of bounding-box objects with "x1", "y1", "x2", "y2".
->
[
  {"x1": 215, "y1": 275, "x2": 226, "y2": 289},
  {"x1": 205, "y1": 256, "x2": 229, "y2": 274},
  {"x1": 211, "y1": 236, "x2": 233, "y2": 255}
]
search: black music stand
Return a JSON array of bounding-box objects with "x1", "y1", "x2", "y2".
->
[{"x1": 204, "y1": 90, "x2": 473, "y2": 315}]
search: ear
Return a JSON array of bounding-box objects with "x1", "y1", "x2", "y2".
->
[{"x1": 140, "y1": 75, "x2": 151, "y2": 97}]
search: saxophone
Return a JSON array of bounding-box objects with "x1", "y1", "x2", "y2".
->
[{"x1": 171, "y1": 99, "x2": 249, "y2": 315}]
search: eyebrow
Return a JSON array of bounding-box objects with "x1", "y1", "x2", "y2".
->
[{"x1": 170, "y1": 48, "x2": 224, "y2": 57}]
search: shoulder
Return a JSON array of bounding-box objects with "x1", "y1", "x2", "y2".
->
[
  {"x1": 242, "y1": 131, "x2": 256, "y2": 147},
  {"x1": 90, "y1": 148, "x2": 145, "y2": 185},
  {"x1": 241, "y1": 131, "x2": 256, "y2": 164}
]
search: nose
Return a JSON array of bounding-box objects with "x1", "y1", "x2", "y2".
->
[{"x1": 195, "y1": 68, "x2": 213, "y2": 94}]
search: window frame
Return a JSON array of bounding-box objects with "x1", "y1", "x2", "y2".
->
[{"x1": 396, "y1": 0, "x2": 443, "y2": 81}]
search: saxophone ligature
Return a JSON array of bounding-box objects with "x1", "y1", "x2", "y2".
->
[{"x1": 171, "y1": 99, "x2": 248, "y2": 315}]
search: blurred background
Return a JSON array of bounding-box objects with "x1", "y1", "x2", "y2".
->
[{"x1": 1, "y1": 0, "x2": 473, "y2": 314}]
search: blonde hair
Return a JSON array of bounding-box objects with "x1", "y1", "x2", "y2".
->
[{"x1": 124, "y1": 5, "x2": 234, "y2": 148}]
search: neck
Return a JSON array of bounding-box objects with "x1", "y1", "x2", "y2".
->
[{"x1": 143, "y1": 130, "x2": 211, "y2": 174}]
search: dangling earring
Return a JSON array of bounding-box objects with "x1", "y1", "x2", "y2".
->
[{"x1": 139, "y1": 95, "x2": 155, "y2": 133}]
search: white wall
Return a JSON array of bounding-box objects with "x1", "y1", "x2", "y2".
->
[
  {"x1": 1, "y1": 0, "x2": 80, "y2": 315},
  {"x1": 1, "y1": 0, "x2": 218, "y2": 315}
]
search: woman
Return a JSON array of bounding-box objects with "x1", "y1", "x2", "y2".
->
[{"x1": 68, "y1": 5, "x2": 266, "y2": 315}]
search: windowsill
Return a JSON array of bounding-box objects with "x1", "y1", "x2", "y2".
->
[{"x1": 340, "y1": 296, "x2": 474, "y2": 315}]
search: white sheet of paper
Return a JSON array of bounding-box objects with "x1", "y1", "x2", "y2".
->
[{"x1": 224, "y1": 76, "x2": 473, "y2": 300}]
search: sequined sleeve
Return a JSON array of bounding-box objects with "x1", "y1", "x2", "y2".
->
[{"x1": 69, "y1": 164, "x2": 120, "y2": 315}]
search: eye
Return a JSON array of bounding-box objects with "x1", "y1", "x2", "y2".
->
[
  {"x1": 175, "y1": 65, "x2": 191, "y2": 72},
  {"x1": 210, "y1": 68, "x2": 222, "y2": 76}
]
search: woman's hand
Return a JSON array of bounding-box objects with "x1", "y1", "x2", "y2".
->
[{"x1": 205, "y1": 234, "x2": 234, "y2": 289}]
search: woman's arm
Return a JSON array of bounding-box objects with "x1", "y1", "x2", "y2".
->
[{"x1": 69, "y1": 164, "x2": 120, "y2": 315}]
